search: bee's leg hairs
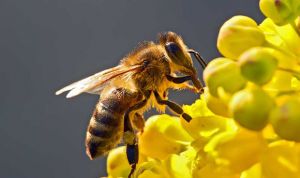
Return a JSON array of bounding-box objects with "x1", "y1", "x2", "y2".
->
[
  {"x1": 154, "y1": 91, "x2": 192, "y2": 122},
  {"x1": 132, "y1": 113, "x2": 145, "y2": 133}
]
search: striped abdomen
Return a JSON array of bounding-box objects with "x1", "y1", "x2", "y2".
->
[
  {"x1": 85, "y1": 99, "x2": 125, "y2": 159},
  {"x1": 85, "y1": 87, "x2": 140, "y2": 159}
]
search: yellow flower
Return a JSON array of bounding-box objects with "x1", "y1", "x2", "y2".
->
[
  {"x1": 204, "y1": 127, "x2": 267, "y2": 173},
  {"x1": 181, "y1": 98, "x2": 230, "y2": 140},
  {"x1": 134, "y1": 153, "x2": 192, "y2": 178},
  {"x1": 139, "y1": 115, "x2": 191, "y2": 160},
  {"x1": 240, "y1": 163, "x2": 262, "y2": 178},
  {"x1": 259, "y1": 18, "x2": 300, "y2": 59},
  {"x1": 106, "y1": 2, "x2": 300, "y2": 178},
  {"x1": 193, "y1": 162, "x2": 240, "y2": 178},
  {"x1": 107, "y1": 146, "x2": 131, "y2": 178},
  {"x1": 133, "y1": 160, "x2": 169, "y2": 178},
  {"x1": 261, "y1": 140, "x2": 300, "y2": 178},
  {"x1": 203, "y1": 89, "x2": 230, "y2": 117}
]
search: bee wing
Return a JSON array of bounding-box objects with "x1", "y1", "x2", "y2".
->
[{"x1": 55, "y1": 64, "x2": 142, "y2": 98}]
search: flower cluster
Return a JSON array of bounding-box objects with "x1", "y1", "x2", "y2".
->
[
  {"x1": 206, "y1": 0, "x2": 300, "y2": 141},
  {"x1": 106, "y1": 1, "x2": 300, "y2": 177}
]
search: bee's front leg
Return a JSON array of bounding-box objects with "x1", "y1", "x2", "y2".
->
[
  {"x1": 154, "y1": 91, "x2": 192, "y2": 122},
  {"x1": 166, "y1": 75, "x2": 192, "y2": 83},
  {"x1": 166, "y1": 75, "x2": 204, "y2": 94},
  {"x1": 123, "y1": 91, "x2": 151, "y2": 178}
]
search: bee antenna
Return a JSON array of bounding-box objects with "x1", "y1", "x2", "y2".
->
[{"x1": 188, "y1": 49, "x2": 207, "y2": 69}]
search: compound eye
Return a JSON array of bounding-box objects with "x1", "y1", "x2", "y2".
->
[
  {"x1": 165, "y1": 42, "x2": 180, "y2": 56},
  {"x1": 165, "y1": 42, "x2": 185, "y2": 65}
]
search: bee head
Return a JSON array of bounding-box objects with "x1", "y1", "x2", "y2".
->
[
  {"x1": 159, "y1": 32, "x2": 195, "y2": 74},
  {"x1": 159, "y1": 31, "x2": 205, "y2": 89}
]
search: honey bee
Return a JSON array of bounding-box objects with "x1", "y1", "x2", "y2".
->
[{"x1": 56, "y1": 31, "x2": 206, "y2": 177}]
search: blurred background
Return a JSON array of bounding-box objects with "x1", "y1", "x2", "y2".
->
[{"x1": 0, "y1": 0, "x2": 263, "y2": 177}]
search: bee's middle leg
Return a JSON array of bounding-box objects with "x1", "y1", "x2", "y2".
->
[
  {"x1": 154, "y1": 91, "x2": 192, "y2": 122},
  {"x1": 123, "y1": 91, "x2": 151, "y2": 178}
]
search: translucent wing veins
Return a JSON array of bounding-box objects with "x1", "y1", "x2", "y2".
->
[{"x1": 55, "y1": 64, "x2": 142, "y2": 98}]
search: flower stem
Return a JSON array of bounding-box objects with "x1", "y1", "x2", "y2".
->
[{"x1": 290, "y1": 18, "x2": 300, "y2": 37}]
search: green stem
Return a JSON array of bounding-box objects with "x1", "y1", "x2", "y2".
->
[
  {"x1": 278, "y1": 67, "x2": 298, "y2": 73},
  {"x1": 275, "y1": 89, "x2": 300, "y2": 97},
  {"x1": 277, "y1": 67, "x2": 300, "y2": 79},
  {"x1": 290, "y1": 18, "x2": 300, "y2": 37},
  {"x1": 264, "y1": 41, "x2": 293, "y2": 57}
]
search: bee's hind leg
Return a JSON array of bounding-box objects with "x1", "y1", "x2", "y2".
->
[
  {"x1": 154, "y1": 90, "x2": 192, "y2": 122},
  {"x1": 132, "y1": 113, "x2": 145, "y2": 133},
  {"x1": 124, "y1": 115, "x2": 138, "y2": 178},
  {"x1": 123, "y1": 91, "x2": 151, "y2": 178}
]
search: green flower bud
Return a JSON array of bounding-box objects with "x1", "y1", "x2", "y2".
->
[
  {"x1": 217, "y1": 16, "x2": 265, "y2": 59},
  {"x1": 203, "y1": 58, "x2": 247, "y2": 97},
  {"x1": 239, "y1": 47, "x2": 278, "y2": 85},
  {"x1": 270, "y1": 98, "x2": 300, "y2": 141},
  {"x1": 259, "y1": 0, "x2": 300, "y2": 25},
  {"x1": 229, "y1": 87, "x2": 275, "y2": 131}
]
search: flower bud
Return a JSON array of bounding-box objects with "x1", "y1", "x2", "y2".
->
[
  {"x1": 239, "y1": 47, "x2": 278, "y2": 85},
  {"x1": 259, "y1": 0, "x2": 300, "y2": 25},
  {"x1": 217, "y1": 16, "x2": 265, "y2": 59},
  {"x1": 203, "y1": 89, "x2": 230, "y2": 117},
  {"x1": 270, "y1": 98, "x2": 300, "y2": 141},
  {"x1": 229, "y1": 87, "x2": 275, "y2": 131},
  {"x1": 204, "y1": 58, "x2": 247, "y2": 97}
]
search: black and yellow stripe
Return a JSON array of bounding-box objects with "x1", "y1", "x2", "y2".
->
[{"x1": 85, "y1": 101, "x2": 123, "y2": 159}]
